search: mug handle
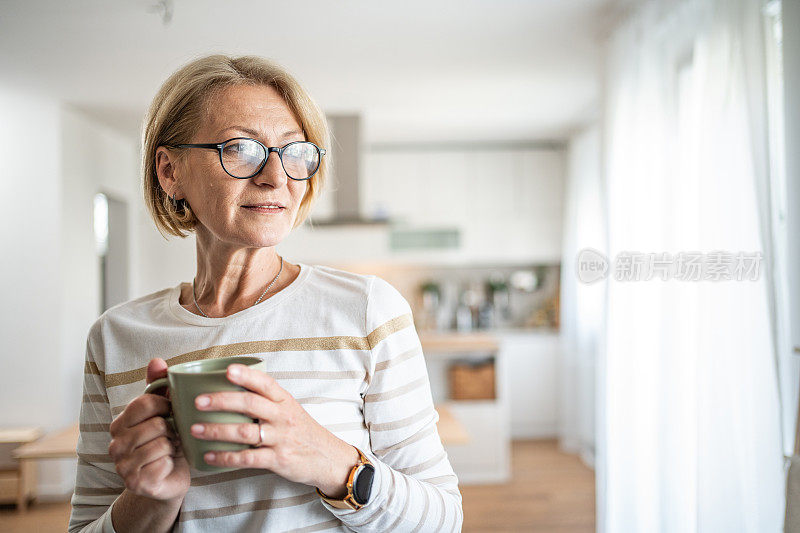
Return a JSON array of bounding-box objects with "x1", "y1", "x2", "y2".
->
[{"x1": 143, "y1": 378, "x2": 178, "y2": 435}]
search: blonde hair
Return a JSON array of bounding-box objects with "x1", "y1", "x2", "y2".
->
[{"x1": 141, "y1": 54, "x2": 330, "y2": 239}]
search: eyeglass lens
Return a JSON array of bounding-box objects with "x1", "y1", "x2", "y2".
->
[{"x1": 220, "y1": 139, "x2": 320, "y2": 179}]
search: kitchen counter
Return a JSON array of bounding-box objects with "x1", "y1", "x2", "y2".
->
[
  {"x1": 418, "y1": 330, "x2": 500, "y2": 354},
  {"x1": 418, "y1": 327, "x2": 562, "y2": 442},
  {"x1": 417, "y1": 327, "x2": 558, "y2": 354}
]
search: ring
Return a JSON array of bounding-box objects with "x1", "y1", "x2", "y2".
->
[{"x1": 255, "y1": 420, "x2": 264, "y2": 447}]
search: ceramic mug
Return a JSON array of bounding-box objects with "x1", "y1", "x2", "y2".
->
[{"x1": 144, "y1": 355, "x2": 267, "y2": 472}]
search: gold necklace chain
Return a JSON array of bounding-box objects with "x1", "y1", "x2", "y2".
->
[{"x1": 191, "y1": 255, "x2": 284, "y2": 318}]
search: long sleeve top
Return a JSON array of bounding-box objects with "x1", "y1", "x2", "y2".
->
[{"x1": 68, "y1": 262, "x2": 463, "y2": 532}]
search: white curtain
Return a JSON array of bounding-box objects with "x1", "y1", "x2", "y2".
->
[
  {"x1": 598, "y1": 0, "x2": 785, "y2": 531},
  {"x1": 560, "y1": 124, "x2": 603, "y2": 468}
]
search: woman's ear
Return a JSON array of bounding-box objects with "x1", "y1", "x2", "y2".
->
[{"x1": 155, "y1": 146, "x2": 183, "y2": 199}]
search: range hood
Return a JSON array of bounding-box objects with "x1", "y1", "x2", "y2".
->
[{"x1": 313, "y1": 114, "x2": 390, "y2": 226}]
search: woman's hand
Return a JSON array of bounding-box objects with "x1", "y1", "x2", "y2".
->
[
  {"x1": 108, "y1": 358, "x2": 191, "y2": 503},
  {"x1": 189, "y1": 364, "x2": 360, "y2": 497}
]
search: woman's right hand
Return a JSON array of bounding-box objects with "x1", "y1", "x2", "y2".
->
[{"x1": 108, "y1": 358, "x2": 191, "y2": 502}]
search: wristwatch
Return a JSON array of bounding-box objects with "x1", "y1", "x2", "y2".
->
[{"x1": 316, "y1": 447, "x2": 375, "y2": 510}]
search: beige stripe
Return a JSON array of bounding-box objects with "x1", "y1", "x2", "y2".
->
[
  {"x1": 105, "y1": 337, "x2": 371, "y2": 388},
  {"x1": 444, "y1": 486, "x2": 462, "y2": 497},
  {"x1": 190, "y1": 468, "x2": 272, "y2": 487},
  {"x1": 396, "y1": 451, "x2": 447, "y2": 476},
  {"x1": 71, "y1": 503, "x2": 109, "y2": 509},
  {"x1": 84, "y1": 360, "x2": 104, "y2": 377},
  {"x1": 178, "y1": 491, "x2": 317, "y2": 522},
  {"x1": 421, "y1": 474, "x2": 459, "y2": 487},
  {"x1": 364, "y1": 377, "x2": 427, "y2": 403},
  {"x1": 435, "y1": 487, "x2": 447, "y2": 531},
  {"x1": 284, "y1": 518, "x2": 342, "y2": 533},
  {"x1": 271, "y1": 370, "x2": 364, "y2": 380},
  {"x1": 370, "y1": 406, "x2": 434, "y2": 432},
  {"x1": 375, "y1": 346, "x2": 421, "y2": 372},
  {"x1": 410, "y1": 482, "x2": 432, "y2": 533},
  {"x1": 367, "y1": 314, "x2": 413, "y2": 349},
  {"x1": 83, "y1": 393, "x2": 109, "y2": 403},
  {"x1": 373, "y1": 425, "x2": 436, "y2": 456},
  {"x1": 325, "y1": 421, "x2": 367, "y2": 432},
  {"x1": 454, "y1": 503, "x2": 464, "y2": 532},
  {"x1": 78, "y1": 453, "x2": 113, "y2": 464},
  {"x1": 348, "y1": 466, "x2": 396, "y2": 528},
  {"x1": 79, "y1": 423, "x2": 110, "y2": 433},
  {"x1": 297, "y1": 396, "x2": 361, "y2": 405},
  {"x1": 111, "y1": 397, "x2": 360, "y2": 415},
  {"x1": 385, "y1": 474, "x2": 410, "y2": 532},
  {"x1": 103, "y1": 313, "x2": 411, "y2": 390},
  {"x1": 73, "y1": 486, "x2": 124, "y2": 496}
]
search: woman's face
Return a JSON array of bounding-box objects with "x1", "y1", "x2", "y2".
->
[{"x1": 165, "y1": 84, "x2": 309, "y2": 249}]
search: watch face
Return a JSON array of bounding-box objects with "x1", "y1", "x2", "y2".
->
[{"x1": 353, "y1": 464, "x2": 375, "y2": 505}]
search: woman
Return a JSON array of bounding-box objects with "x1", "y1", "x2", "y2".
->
[{"x1": 68, "y1": 55, "x2": 462, "y2": 532}]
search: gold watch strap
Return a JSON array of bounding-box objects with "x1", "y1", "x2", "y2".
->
[{"x1": 316, "y1": 447, "x2": 372, "y2": 510}]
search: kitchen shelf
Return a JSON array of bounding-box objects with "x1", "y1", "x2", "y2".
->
[{"x1": 420, "y1": 331, "x2": 510, "y2": 484}]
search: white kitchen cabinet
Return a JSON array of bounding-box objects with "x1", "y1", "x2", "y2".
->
[
  {"x1": 498, "y1": 330, "x2": 561, "y2": 439},
  {"x1": 361, "y1": 147, "x2": 564, "y2": 264},
  {"x1": 288, "y1": 148, "x2": 564, "y2": 266},
  {"x1": 421, "y1": 336, "x2": 511, "y2": 485}
]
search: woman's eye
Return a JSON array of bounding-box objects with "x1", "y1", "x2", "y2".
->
[{"x1": 225, "y1": 142, "x2": 256, "y2": 157}]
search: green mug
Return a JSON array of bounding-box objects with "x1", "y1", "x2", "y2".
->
[{"x1": 144, "y1": 355, "x2": 267, "y2": 472}]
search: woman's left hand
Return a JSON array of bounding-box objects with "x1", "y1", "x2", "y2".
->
[{"x1": 189, "y1": 363, "x2": 360, "y2": 498}]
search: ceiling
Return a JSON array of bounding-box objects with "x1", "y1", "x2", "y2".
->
[{"x1": 0, "y1": 0, "x2": 615, "y2": 143}]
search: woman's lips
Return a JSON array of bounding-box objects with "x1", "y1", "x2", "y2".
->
[{"x1": 242, "y1": 206, "x2": 284, "y2": 213}]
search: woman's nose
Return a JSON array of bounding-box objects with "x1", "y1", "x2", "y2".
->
[{"x1": 252, "y1": 151, "x2": 288, "y2": 187}]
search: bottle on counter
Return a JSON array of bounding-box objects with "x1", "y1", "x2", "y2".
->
[
  {"x1": 478, "y1": 301, "x2": 494, "y2": 329},
  {"x1": 456, "y1": 301, "x2": 473, "y2": 332},
  {"x1": 455, "y1": 285, "x2": 475, "y2": 332}
]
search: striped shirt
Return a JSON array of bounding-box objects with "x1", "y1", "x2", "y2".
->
[{"x1": 68, "y1": 263, "x2": 463, "y2": 532}]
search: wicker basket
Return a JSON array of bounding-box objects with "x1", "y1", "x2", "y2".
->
[{"x1": 448, "y1": 359, "x2": 496, "y2": 400}]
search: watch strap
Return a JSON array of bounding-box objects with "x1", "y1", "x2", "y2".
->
[{"x1": 316, "y1": 447, "x2": 372, "y2": 510}]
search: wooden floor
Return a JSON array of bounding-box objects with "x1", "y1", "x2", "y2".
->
[
  {"x1": 0, "y1": 439, "x2": 594, "y2": 532},
  {"x1": 460, "y1": 439, "x2": 595, "y2": 532}
]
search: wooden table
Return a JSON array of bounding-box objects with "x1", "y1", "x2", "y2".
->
[
  {"x1": 435, "y1": 404, "x2": 470, "y2": 445},
  {"x1": 0, "y1": 427, "x2": 43, "y2": 511},
  {"x1": 11, "y1": 423, "x2": 79, "y2": 513}
]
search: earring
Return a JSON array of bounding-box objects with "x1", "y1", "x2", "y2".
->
[{"x1": 170, "y1": 193, "x2": 178, "y2": 209}]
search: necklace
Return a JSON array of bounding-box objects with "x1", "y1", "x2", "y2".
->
[{"x1": 191, "y1": 255, "x2": 284, "y2": 318}]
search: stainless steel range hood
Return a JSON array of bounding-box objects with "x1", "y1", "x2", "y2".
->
[{"x1": 313, "y1": 114, "x2": 390, "y2": 226}]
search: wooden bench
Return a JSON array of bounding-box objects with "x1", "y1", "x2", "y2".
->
[
  {"x1": 10, "y1": 424, "x2": 78, "y2": 513},
  {"x1": 0, "y1": 427, "x2": 44, "y2": 512}
]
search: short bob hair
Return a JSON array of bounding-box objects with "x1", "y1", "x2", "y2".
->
[{"x1": 142, "y1": 54, "x2": 330, "y2": 239}]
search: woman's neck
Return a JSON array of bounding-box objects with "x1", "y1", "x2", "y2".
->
[{"x1": 179, "y1": 240, "x2": 299, "y2": 318}]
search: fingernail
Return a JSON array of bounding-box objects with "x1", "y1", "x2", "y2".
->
[
  {"x1": 228, "y1": 365, "x2": 240, "y2": 377},
  {"x1": 196, "y1": 395, "x2": 210, "y2": 407},
  {"x1": 205, "y1": 452, "x2": 215, "y2": 462},
  {"x1": 191, "y1": 424, "x2": 204, "y2": 434}
]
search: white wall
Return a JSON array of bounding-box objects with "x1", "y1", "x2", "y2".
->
[
  {"x1": 0, "y1": 86, "x2": 67, "y2": 496},
  {"x1": 55, "y1": 106, "x2": 141, "y2": 495},
  {"x1": 60, "y1": 105, "x2": 140, "y2": 410},
  {"x1": 0, "y1": 87, "x2": 144, "y2": 497},
  {"x1": 134, "y1": 205, "x2": 196, "y2": 298}
]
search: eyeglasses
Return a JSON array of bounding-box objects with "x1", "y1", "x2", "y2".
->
[{"x1": 169, "y1": 137, "x2": 327, "y2": 180}]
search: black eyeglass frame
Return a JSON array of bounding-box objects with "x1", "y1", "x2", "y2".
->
[{"x1": 168, "y1": 137, "x2": 327, "y2": 181}]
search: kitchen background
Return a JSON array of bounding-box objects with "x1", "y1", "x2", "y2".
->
[{"x1": 2, "y1": 0, "x2": 798, "y2": 531}]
